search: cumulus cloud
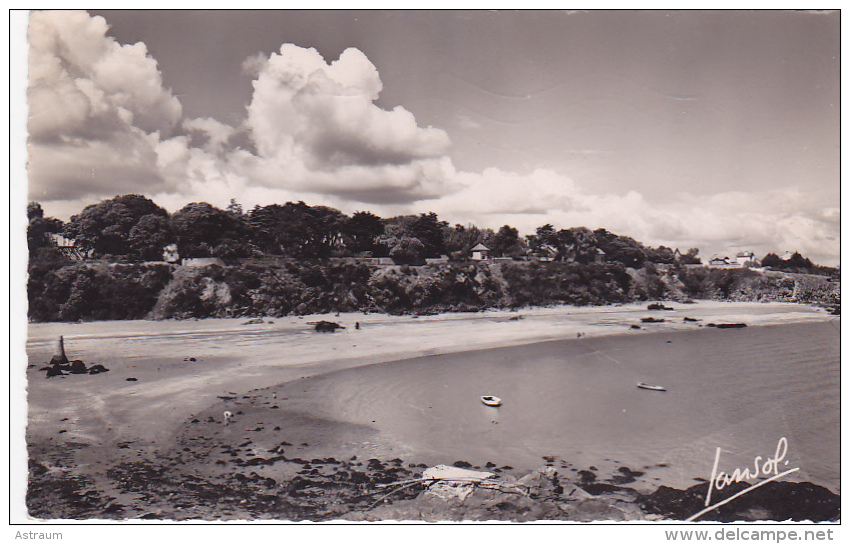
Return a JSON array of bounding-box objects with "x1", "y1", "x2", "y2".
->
[
  {"x1": 183, "y1": 117, "x2": 237, "y2": 154},
  {"x1": 27, "y1": 10, "x2": 183, "y2": 200},
  {"x1": 26, "y1": 11, "x2": 838, "y2": 265},
  {"x1": 411, "y1": 167, "x2": 839, "y2": 264},
  {"x1": 243, "y1": 44, "x2": 454, "y2": 201}
]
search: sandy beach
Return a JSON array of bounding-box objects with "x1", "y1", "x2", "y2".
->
[{"x1": 22, "y1": 301, "x2": 839, "y2": 521}]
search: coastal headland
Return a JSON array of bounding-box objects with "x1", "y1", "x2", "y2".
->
[{"x1": 23, "y1": 301, "x2": 840, "y2": 521}]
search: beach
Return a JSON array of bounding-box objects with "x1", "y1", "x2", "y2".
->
[{"x1": 22, "y1": 301, "x2": 840, "y2": 521}]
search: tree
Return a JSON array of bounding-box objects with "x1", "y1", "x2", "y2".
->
[
  {"x1": 761, "y1": 253, "x2": 782, "y2": 269},
  {"x1": 486, "y1": 225, "x2": 523, "y2": 257},
  {"x1": 27, "y1": 201, "x2": 63, "y2": 253},
  {"x1": 247, "y1": 202, "x2": 346, "y2": 259},
  {"x1": 226, "y1": 198, "x2": 244, "y2": 216},
  {"x1": 128, "y1": 214, "x2": 174, "y2": 261},
  {"x1": 64, "y1": 194, "x2": 170, "y2": 258},
  {"x1": 342, "y1": 211, "x2": 385, "y2": 254},
  {"x1": 172, "y1": 202, "x2": 245, "y2": 259},
  {"x1": 389, "y1": 236, "x2": 426, "y2": 265},
  {"x1": 645, "y1": 245, "x2": 676, "y2": 264},
  {"x1": 410, "y1": 212, "x2": 448, "y2": 258},
  {"x1": 556, "y1": 227, "x2": 598, "y2": 263},
  {"x1": 442, "y1": 223, "x2": 489, "y2": 256},
  {"x1": 27, "y1": 201, "x2": 44, "y2": 221},
  {"x1": 679, "y1": 248, "x2": 702, "y2": 265},
  {"x1": 593, "y1": 228, "x2": 645, "y2": 268},
  {"x1": 381, "y1": 213, "x2": 448, "y2": 259}
]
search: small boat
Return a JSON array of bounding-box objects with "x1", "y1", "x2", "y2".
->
[
  {"x1": 481, "y1": 395, "x2": 502, "y2": 407},
  {"x1": 637, "y1": 382, "x2": 666, "y2": 392}
]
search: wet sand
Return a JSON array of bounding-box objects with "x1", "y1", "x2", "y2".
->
[{"x1": 22, "y1": 301, "x2": 839, "y2": 520}]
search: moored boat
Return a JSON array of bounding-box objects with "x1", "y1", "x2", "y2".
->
[
  {"x1": 481, "y1": 395, "x2": 502, "y2": 406},
  {"x1": 637, "y1": 382, "x2": 666, "y2": 392}
]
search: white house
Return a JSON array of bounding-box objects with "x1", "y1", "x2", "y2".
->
[
  {"x1": 470, "y1": 243, "x2": 490, "y2": 261},
  {"x1": 735, "y1": 251, "x2": 759, "y2": 267}
]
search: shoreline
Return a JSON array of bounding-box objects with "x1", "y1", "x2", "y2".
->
[{"x1": 23, "y1": 301, "x2": 839, "y2": 521}]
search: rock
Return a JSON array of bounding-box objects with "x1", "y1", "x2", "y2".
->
[
  {"x1": 639, "y1": 481, "x2": 839, "y2": 522},
  {"x1": 422, "y1": 464, "x2": 495, "y2": 502},
  {"x1": 45, "y1": 366, "x2": 65, "y2": 378},
  {"x1": 715, "y1": 323, "x2": 747, "y2": 329},
  {"x1": 241, "y1": 318, "x2": 265, "y2": 325},
  {"x1": 517, "y1": 467, "x2": 563, "y2": 498},
  {"x1": 314, "y1": 321, "x2": 345, "y2": 332},
  {"x1": 69, "y1": 360, "x2": 88, "y2": 374}
]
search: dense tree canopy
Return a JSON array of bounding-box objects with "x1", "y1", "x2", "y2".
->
[
  {"x1": 45, "y1": 194, "x2": 843, "y2": 275},
  {"x1": 63, "y1": 194, "x2": 170, "y2": 258},
  {"x1": 342, "y1": 211, "x2": 385, "y2": 255},
  {"x1": 172, "y1": 202, "x2": 246, "y2": 259},
  {"x1": 27, "y1": 201, "x2": 63, "y2": 253}
]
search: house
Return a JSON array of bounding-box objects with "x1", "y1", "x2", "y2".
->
[
  {"x1": 163, "y1": 243, "x2": 180, "y2": 263},
  {"x1": 673, "y1": 248, "x2": 683, "y2": 261},
  {"x1": 594, "y1": 248, "x2": 606, "y2": 263},
  {"x1": 735, "y1": 251, "x2": 759, "y2": 267},
  {"x1": 470, "y1": 243, "x2": 490, "y2": 261},
  {"x1": 530, "y1": 244, "x2": 558, "y2": 262},
  {"x1": 708, "y1": 256, "x2": 730, "y2": 267},
  {"x1": 780, "y1": 251, "x2": 795, "y2": 261}
]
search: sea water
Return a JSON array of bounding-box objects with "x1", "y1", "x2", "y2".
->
[{"x1": 278, "y1": 321, "x2": 840, "y2": 493}]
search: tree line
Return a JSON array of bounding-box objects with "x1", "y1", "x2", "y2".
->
[
  {"x1": 28, "y1": 193, "x2": 834, "y2": 276},
  {"x1": 27, "y1": 194, "x2": 706, "y2": 268}
]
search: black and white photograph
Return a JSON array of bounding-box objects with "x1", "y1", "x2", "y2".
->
[{"x1": 11, "y1": 8, "x2": 841, "y2": 531}]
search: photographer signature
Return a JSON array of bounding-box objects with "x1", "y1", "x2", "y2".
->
[{"x1": 686, "y1": 436, "x2": 800, "y2": 521}]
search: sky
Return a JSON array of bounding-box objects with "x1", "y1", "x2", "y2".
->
[{"x1": 22, "y1": 9, "x2": 840, "y2": 265}]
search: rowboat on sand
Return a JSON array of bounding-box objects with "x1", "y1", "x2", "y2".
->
[{"x1": 481, "y1": 395, "x2": 502, "y2": 406}]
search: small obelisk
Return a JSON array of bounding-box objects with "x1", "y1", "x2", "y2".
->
[{"x1": 49, "y1": 335, "x2": 69, "y2": 366}]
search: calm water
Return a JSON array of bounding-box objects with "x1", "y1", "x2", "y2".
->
[{"x1": 278, "y1": 321, "x2": 840, "y2": 492}]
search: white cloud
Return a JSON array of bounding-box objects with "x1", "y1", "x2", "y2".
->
[
  {"x1": 26, "y1": 11, "x2": 839, "y2": 265},
  {"x1": 243, "y1": 44, "x2": 454, "y2": 202},
  {"x1": 27, "y1": 10, "x2": 184, "y2": 201},
  {"x1": 410, "y1": 168, "x2": 839, "y2": 264}
]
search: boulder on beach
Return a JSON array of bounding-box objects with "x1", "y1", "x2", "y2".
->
[
  {"x1": 241, "y1": 318, "x2": 266, "y2": 325},
  {"x1": 707, "y1": 322, "x2": 747, "y2": 329},
  {"x1": 69, "y1": 360, "x2": 88, "y2": 374},
  {"x1": 313, "y1": 321, "x2": 345, "y2": 333},
  {"x1": 422, "y1": 464, "x2": 495, "y2": 502},
  {"x1": 45, "y1": 366, "x2": 66, "y2": 378},
  {"x1": 641, "y1": 317, "x2": 665, "y2": 323}
]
